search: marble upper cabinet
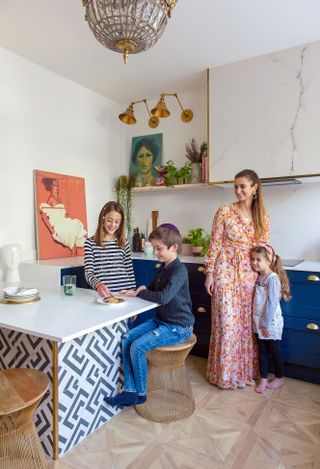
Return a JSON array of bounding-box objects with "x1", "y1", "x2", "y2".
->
[{"x1": 209, "y1": 41, "x2": 320, "y2": 183}]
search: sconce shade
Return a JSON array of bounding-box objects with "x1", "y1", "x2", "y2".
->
[
  {"x1": 119, "y1": 105, "x2": 136, "y2": 125},
  {"x1": 151, "y1": 97, "x2": 171, "y2": 118},
  {"x1": 181, "y1": 109, "x2": 193, "y2": 123},
  {"x1": 149, "y1": 116, "x2": 160, "y2": 128}
]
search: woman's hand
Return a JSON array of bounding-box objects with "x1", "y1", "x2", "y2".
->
[
  {"x1": 204, "y1": 273, "x2": 214, "y2": 296},
  {"x1": 96, "y1": 283, "x2": 112, "y2": 298}
]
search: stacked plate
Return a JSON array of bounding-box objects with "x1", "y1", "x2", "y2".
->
[{"x1": 2, "y1": 286, "x2": 40, "y2": 304}]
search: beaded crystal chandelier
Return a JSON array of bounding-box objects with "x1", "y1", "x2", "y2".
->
[{"x1": 82, "y1": 0, "x2": 178, "y2": 64}]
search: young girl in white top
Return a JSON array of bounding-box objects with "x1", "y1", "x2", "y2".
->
[{"x1": 251, "y1": 244, "x2": 291, "y2": 394}]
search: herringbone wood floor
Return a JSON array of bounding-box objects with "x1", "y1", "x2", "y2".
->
[{"x1": 49, "y1": 355, "x2": 320, "y2": 469}]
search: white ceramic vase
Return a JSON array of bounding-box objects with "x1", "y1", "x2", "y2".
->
[{"x1": 2, "y1": 244, "x2": 22, "y2": 283}]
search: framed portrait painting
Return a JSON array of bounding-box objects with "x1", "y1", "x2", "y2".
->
[
  {"x1": 129, "y1": 133, "x2": 163, "y2": 186},
  {"x1": 34, "y1": 170, "x2": 88, "y2": 260}
]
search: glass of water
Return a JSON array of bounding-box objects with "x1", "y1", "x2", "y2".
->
[{"x1": 62, "y1": 275, "x2": 77, "y2": 296}]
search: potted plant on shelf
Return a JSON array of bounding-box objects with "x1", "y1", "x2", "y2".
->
[
  {"x1": 181, "y1": 236, "x2": 193, "y2": 256},
  {"x1": 187, "y1": 227, "x2": 206, "y2": 256},
  {"x1": 175, "y1": 162, "x2": 193, "y2": 185},
  {"x1": 185, "y1": 138, "x2": 208, "y2": 184},
  {"x1": 115, "y1": 175, "x2": 135, "y2": 236}
]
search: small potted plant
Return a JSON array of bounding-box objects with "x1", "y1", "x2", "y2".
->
[
  {"x1": 187, "y1": 227, "x2": 205, "y2": 256},
  {"x1": 185, "y1": 138, "x2": 207, "y2": 183},
  {"x1": 181, "y1": 236, "x2": 193, "y2": 256},
  {"x1": 175, "y1": 162, "x2": 192, "y2": 185}
]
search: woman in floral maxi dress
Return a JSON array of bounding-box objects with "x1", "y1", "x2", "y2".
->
[{"x1": 204, "y1": 169, "x2": 270, "y2": 389}]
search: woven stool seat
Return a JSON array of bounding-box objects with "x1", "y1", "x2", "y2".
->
[
  {"x1": 0, "y1": 368, "x2": 49, "y2": 469},
  {"x1": 135, "y1": 333, "x2": 197, "y2": 423}
]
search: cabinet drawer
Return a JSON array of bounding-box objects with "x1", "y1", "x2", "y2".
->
[
  {"x1": 192, "y1": 303, "x2": 211, "y2": 333},
  {"x1": 282, "y1": 301, "x2": 320, "y2": 320},
  {"x1": 287, "y1": 270, "x2": 320, "y2": 285},
  {"x1": 185, "y1": 262, "x2": 208, "y2": 294},
  {"x1": 289, "y1": 283, "x2": 320, "y2": 314},
  {"x1": 281, "y1": 317, "x2": 320, "y2": 368}
]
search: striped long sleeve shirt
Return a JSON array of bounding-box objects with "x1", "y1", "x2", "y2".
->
[{"x1": 84, "y1": 237, "x2": 136, "y2": 293}]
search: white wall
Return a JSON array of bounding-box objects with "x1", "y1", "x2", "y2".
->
[
  {"x1": 128, "y1": 86, "x2": 320, "y2": 261},
  {"x1": 0, "y1": 47, "x2": 125, "y2": 278}
]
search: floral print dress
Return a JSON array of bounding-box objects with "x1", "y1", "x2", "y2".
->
[{"x1": 204, "y1": 203, "x2": 270, "y2": 389}]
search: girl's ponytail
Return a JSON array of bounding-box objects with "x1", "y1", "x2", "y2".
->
[{"x1": 272, "y1": 255, "x2": 291, "y2": 302}]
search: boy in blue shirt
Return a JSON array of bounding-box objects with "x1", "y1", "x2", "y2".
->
[{"x1": 104, "y1": 223, "x2": 194, "y2": 407}]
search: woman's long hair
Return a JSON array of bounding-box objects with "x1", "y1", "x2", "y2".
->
[
  {"x1": 94, "y1": 201, "x2": 126, "y2": 249},
  {"x1": 235, "y1": 169, "x2": 267, "y2": 241},
  {"x1": 251, "y1": 245, "x2": 291, "y2": 301}
]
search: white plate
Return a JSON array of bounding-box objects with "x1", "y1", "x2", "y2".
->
[
  {"x1": 96, "y1": 296, "x2": 126, "y2": 306},
  {"x1": 3, "y1": 287, "x2": 39, "y2": 298}
]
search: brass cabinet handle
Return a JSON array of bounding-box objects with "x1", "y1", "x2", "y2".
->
[
  {"x1": 197, "y1": 307, "x2": 207, "y2": 313},
  {"x1": 306, "y1": 323, "x2": 319, "y2": 330},
  {"x1": 197, "y1": 266, "x2": 205, "y2": 272},
  {"x1": 155, "y1": 263, "x2": 161, "y2": 268},
  {"x1": 307, "y1": 275, "x2": 320, "y2": 282}
]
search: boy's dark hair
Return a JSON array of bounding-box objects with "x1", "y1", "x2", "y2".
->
[{"x1": 149, "y1": 225, "x2": 182, "y2": 253}]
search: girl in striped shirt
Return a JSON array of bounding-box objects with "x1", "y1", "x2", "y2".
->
[{"x1": 84, "y1": 201, "x2": 136, "y2": 298}]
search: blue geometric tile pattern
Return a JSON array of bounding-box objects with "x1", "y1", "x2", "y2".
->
[{"x1": 57, "y1": 320, "x2": 127, "y2": 456}]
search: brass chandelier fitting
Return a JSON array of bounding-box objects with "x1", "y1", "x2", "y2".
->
[
  {"x1": 82, "y1": 0, "x2": 178, "y2": 64},
  {"x1": 151, "y1": 93, "x2": 193, "y2": 122},
  {"x1": 119, "y1": 100, "x2": 159, "y2": 128}
]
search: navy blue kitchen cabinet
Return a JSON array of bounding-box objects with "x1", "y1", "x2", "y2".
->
[
  {"x1": 185, "y1": 263, "x2": 211, "y2": 358},
  {"x1": 280, "y1": 270, "x2": 320, "y2": 384},
  {"x1": 130, "y1": 258, "x2": 159, "y2": 328}
]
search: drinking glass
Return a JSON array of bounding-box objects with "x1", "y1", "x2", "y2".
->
[{"x1": 63, "y1": 275, "x2": 76, "y2": 296}]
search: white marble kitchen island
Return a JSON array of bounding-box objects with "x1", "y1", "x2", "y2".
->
[{"x1": 0, "y1": 285, "x2": 157, "y2": 460}]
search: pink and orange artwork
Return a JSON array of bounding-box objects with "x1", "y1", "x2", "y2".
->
[{"x1": 34, "y1": 170, "x2": 88, "y2": 260}]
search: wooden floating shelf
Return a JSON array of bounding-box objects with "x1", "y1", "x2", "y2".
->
[{"x1": 133, "y1": 183, "x2": 210, "y2": 193}]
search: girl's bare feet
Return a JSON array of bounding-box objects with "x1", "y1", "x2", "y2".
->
[
  {"x1": 255, "y1": 378, "x2": 268, "y2": 394},
  {"x1": 266, "y1": 377, "x2": 285, "y2": 389}
]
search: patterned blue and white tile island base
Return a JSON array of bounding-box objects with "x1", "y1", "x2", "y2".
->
[{"x1": 0, "y1": 321, "x2": 127, "y2": 459}]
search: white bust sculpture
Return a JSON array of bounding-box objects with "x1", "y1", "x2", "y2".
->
[{"x1": 2, "y1": 244, "x2": 22, "y2": 283}]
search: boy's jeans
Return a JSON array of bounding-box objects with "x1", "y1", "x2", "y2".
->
[{"x1": 121, "y1": 318, "x2": 193, "y2": 395}]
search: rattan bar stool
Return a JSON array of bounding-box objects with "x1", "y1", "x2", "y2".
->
[
  {"x1": 0, "y1": 368, "x2": 49, "y2": 469},
  {"x1": 135, "y1": 333, "x2": 197, "y2": 423}
]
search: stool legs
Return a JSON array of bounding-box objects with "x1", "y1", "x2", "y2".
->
[
  {"x1": 0, "y1": 399, "x2": 47, "y2": 469},
  {"x1": 135, "y1": 345, "x2": 195, "y2": 423}
]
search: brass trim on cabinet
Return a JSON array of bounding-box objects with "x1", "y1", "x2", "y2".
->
[
  {"x1": 52, "y1": 341, "x2": 59, "y2": 460},
  {"x1": 306, "y1": 323, "x2": 319, "y2": 330},
  {"x1": 155, "y1": 263, "x2": 161, "y2": 268},
  {"x1": 197, "y1": 307, "x2": 207, "y2": 314},
  {"x1": 197, "y1": 266, "x2": 205, "y2": 272},
  {"x1": 307, "y1": 275, "x2": 320, "y2": 282}
]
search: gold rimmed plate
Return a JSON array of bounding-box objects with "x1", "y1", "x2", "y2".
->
[{"x1": 1, "y1": 296, "x2": 41, "y2": 304}]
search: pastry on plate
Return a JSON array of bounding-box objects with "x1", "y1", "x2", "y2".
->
[{"x1": 104, "y1": 296, "x2": 125, "y2": 304}]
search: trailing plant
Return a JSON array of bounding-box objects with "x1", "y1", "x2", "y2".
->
[
  {"x1": 176, "y1": 162, "x2": 192, "y2": 184},
  {"x1": 185, "y1": 138, "x2": 207, "y2": 163},
  {"x1": 115, "y1": 175, "x2": 135, "y2": 236}
]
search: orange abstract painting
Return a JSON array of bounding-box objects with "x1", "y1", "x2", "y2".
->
[{"x1": 34, "y1": 170, "x2": 88, "y2": 260}]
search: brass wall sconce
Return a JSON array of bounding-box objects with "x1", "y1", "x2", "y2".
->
[
  {"x1": 151, "y1": 93, "x2": 193, "y2": 123},
  {"x1": 118, "y1": 99, "x2": 159, "y2": 128},
  {"x1": 119, "y1": 93, "x2": 193, "y2": 127}
]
